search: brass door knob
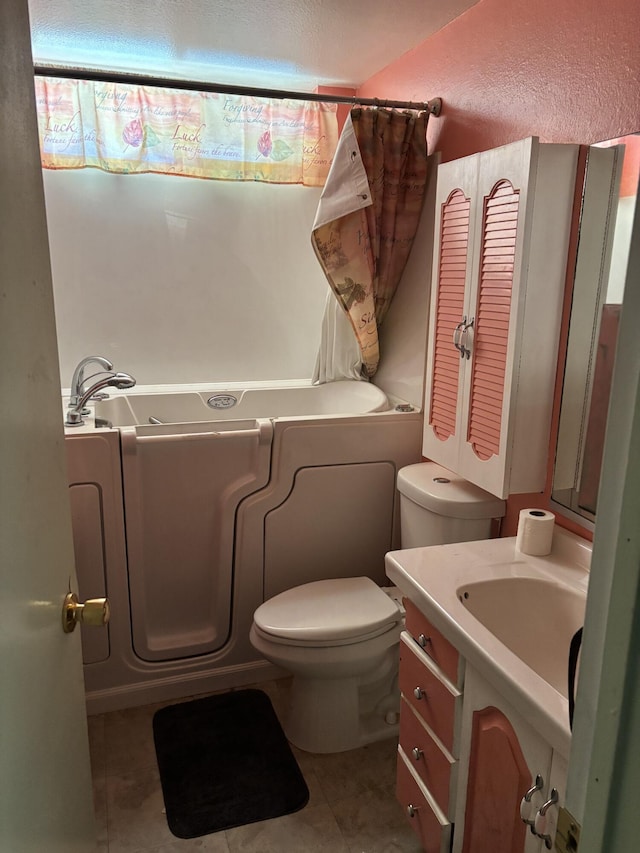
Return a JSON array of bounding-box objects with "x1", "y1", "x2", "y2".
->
[{"x1": 62, "y1": 592, "x2": 110, "y2": 633}]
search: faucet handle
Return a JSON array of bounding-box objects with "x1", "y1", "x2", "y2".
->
[
  {"x1": 65, "y1": 371, "x2": 135, "y2": 427},
  {"x1": 71, "y1": 369, "x2": 116, "y2": 414},
  {"x1": 69, "y1": 356, "x2": 113, "y2": 407}
]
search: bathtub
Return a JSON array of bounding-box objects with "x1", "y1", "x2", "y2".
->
[
  {"x1": 93, "y1": 379, "x2": 390, "y2": 426},
  {"x1": 65, "y1": 380, "x2": 423, "y2": 713}
]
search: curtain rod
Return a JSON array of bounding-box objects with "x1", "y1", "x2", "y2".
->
[{"x1": 33, "y1": 64, "x2": 442, "y2": 116}]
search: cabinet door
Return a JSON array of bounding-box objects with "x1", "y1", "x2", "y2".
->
[
  {"x1": 457, "y1": 138, "x2": 535, "y2": 498},
  {"x1": 423, "y1": 137, "x2": 578, "y2": 498},
  {"x1": 453, "y1": 666, "x2": 549, "y2": 853},
  {"x1": 423, "y1": 153, "x2": 480, "y2": 472}
]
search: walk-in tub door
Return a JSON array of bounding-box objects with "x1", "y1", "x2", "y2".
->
[
  {"x1": 264, "y1": 462, "x2": 397, "y2": 598},
  {"x1": 121, "y1": 420, "x2": 272, "y2": 662}
]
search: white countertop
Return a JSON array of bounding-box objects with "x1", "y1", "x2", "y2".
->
[{"x1": 385, "y1": 526, "x2": 591, "y2": 757}]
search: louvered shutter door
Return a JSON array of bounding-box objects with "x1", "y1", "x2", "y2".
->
[
  {"x1": 466, "y1": 180, "x2": 519, "y2": 460},
  {"x1": 428, "y1": 189, "x2": 471, "y2": 440}
]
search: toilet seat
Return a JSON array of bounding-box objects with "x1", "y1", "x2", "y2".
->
[{"x1": 253, "y1": 576, "x2": 402, "y2": 647}]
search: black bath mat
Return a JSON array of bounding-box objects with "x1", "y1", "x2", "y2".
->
[{"x1": 153, "y1": 689, "x2": 309, "y2": 839}]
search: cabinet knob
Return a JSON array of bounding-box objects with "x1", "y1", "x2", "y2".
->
[
  {"x1": 417, "y1": 633, "x2": 430, "y2": 649},
  {"x1": 411, "y1": 747, "x2": 424, "y2": 761},
  {"x1": 407, "y1": 804, "x2": 420, "y2": 818},
  {"x1": 413, "y1": 686, "x2": 426, "y2": 701}
]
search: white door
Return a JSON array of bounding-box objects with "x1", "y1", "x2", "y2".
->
[{"x1": 0, "y1": 1, "x2": 96, "y2": 851}]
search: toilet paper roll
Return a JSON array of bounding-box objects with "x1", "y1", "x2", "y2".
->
[{"x1": 515, "y1": 509, "x2": 555, "y2": 556}]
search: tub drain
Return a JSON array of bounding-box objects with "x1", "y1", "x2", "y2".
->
[{"x1": 207, "y1": 394, "x2": 238, "y2": 409}]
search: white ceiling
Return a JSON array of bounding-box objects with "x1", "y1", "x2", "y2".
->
[{"x1": 28, "y1": 0, "x2": 477, "y2": 92}]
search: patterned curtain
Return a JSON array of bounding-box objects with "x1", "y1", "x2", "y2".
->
[
  {"x1": 312, "y1": 107, "x2": 429, "y2": 379},
  {"x1": 34, "y1": 77, "x2": 338, "y2": 187}
]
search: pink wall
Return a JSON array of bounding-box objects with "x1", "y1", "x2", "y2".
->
[
  {"x1": 358, "y1": 0, "x2": 639, "y2": 538},
  {"x1": 358, "y1": 0, "x2": 639, "y2": 163}
]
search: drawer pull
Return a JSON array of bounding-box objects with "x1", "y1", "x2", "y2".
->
[
  {"x1": 411, "y1": 747, "x2": 424, "y2": 761},
  {"x1": 413, "y1": 686, "x2": 426, "y2": 700},
  {"x1": 417, "y1": 633, "x2": 431, "y2": 649},
  {"x1": 534, "y1": 788, "x2": 559, "y2": 848},
  {"x1": 520, "y1": 775, "x2": 544, "y2": 826},
  {"x1": 407, "y1": 804, "x2": 420, "y2": 818}
]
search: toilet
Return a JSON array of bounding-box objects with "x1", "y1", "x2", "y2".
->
[{"x1": 250, "y1": 461, "x2": 505, "y2": 753}]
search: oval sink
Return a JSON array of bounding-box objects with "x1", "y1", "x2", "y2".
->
[{"x1": 456, "y1": 576, "x2": 586, "y2": 696}]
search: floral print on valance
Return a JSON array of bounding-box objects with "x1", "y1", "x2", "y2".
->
[{"x1": 34, "y1": 77, "x2": 338, "y2": 186}]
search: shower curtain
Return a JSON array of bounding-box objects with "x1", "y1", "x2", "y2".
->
[{"x1": 312, "y1": 107, "x2": 429, "y2": 382}]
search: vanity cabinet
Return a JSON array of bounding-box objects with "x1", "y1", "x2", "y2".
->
[
  {"x1": 453, "y1": 666, "x2": 567, "y2": 853},
  {"x1": 423, "y1": 137, "x2": 580, "y2": 498},
  {"x1": 396, "y1": 599, "x2": 463, "y2": 852},
  {"x1": 395, "y1": 601, "x2": 567, "y2": 853}
]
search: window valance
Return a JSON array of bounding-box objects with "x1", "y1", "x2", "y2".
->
[{"x1": 34, "y1": 77, "x2": 338, "y2": 186}]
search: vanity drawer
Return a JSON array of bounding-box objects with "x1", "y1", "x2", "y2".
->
[
  {"x1": 399, "y1": 697, "x2": 455, "y2": 815},
  {"x1": 404, "y1": 597, "x2": 461, "y2": 686},
  {"x1": 399, "y1": 632, "x2": 461, "y2": 755},
  {"x1": 396, "y1": 748, "x2": 451, "y2": 853}
]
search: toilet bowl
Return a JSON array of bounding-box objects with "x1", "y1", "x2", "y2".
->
[
  {"x1": 250, "y1": 462, "x2": 506, "y2": 753},
  {"x1": 250, "y1": 576, "x2": 404, "y2": 753}
]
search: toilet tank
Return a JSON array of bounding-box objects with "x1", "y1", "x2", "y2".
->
[{"x1": 397, "y1": 462, "x2": 506, "y2": 547}]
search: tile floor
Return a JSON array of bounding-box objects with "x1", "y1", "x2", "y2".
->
[{"x1": 89, "y1": 678, "x2": 424, "y2": 853}]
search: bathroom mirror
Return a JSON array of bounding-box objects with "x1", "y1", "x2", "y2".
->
[{"x1": 551, "y1": 134, "x2": 639, "y2": 526}]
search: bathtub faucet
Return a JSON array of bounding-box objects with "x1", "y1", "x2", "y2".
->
[
  {"x1": 68, "y1": 355, "x2": 113, "y2": 409},
  {"x1": 65, "y1": 372, "x2": 136, "y2": 426}
]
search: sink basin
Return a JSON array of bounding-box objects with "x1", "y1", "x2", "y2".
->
[{"x1": 456, "y1": 576, "x2": 585, "y2": 695}]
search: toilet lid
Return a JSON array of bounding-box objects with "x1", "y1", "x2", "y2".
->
[{"x1": 253, "y1": 577, "x2": 401, "y2": 643}]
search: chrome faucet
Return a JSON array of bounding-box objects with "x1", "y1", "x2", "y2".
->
[
  {"x1": 65, "y1": 372, "x2": 136, "y2": 426},
  {"x1": 69, "y1": 356, "x2": 113, "y2": 409}
]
